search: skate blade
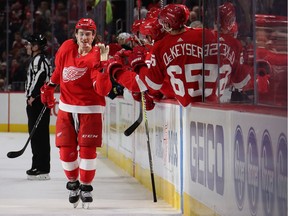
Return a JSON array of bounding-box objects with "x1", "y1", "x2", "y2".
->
[
  {"x1": 82, "y1": 202, "x2": 91, "y2": 209},
  {"x1": 27, "y1": 174, "x2": 50, "y2": 180},
  {"x1": 72, "y1": 200, "x2": 80, "y2": 208}
]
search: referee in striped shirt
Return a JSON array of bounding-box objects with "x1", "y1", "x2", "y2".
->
[{"x1": 24, "y1": 33, "x2": 52, "y2": 180}]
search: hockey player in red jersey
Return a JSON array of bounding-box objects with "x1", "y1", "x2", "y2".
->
[
  {"x1": 108, "y1": 4, "x2": 249, "y2": 107},
  {"x1": 104, "y1": 16, "x2": 159, "y2": 110},
  {"x1": 254, "y1": 14, "x2": 287, "y2": 106},
  {"x1": 125, "y1": 17, "x2": 167, "y2": 108},
  {"x1": 138, "y1": 17, "x2": 174, "y2": 100},
  {"x1": 107, "y1": 4, "x2": 222, "y2": 107},
  {"x1": 40, "y1": 18, "x2": 111, "y2": 208},
  {"x1": 213, "y1": 2, "x2": 252, "y2": 102},
  {"x1": 137, "y1": 4, "x2": 221, "y2": 106}
]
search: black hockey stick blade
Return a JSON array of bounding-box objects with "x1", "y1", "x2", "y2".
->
[
  {"x1": 124, "y1": 103, "x2": 143, "y2": 136},
  {"x1": 7, "y1": 106, "x2": 47, "y2": 158},
  {"x1": 7, "y1": 143, "x2": 29, "y2": 158}
]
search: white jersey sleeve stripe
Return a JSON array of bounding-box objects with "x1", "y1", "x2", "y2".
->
[
  {"x1": 135, "y1": 75, "x2": 148, "y2": 92},
  {"x1": 145, "y1": 76, "x2": 162, "y2": 91},
  {"x1": 233, "y1": 74, "x2": 251, "y2": 90}
]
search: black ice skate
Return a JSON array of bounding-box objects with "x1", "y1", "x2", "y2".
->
[
  {"x1": 26, "y1": 168, "x2": 50, "y2": 180},
  {"x1": 79, "y1": 184, "x2": 93, "y2": 209},
  {"x1": 66, "y1": 180, "x2": 80, "y2": 208}
]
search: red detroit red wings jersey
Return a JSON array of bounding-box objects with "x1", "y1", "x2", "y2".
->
[
  {"x1": 51, "y1": 39, "x2": 110, "y2": 113},
  {"x1": 215, "y1": 31, "x2": 251, "y2": 90},
  {"x1": 145, "y1": 51, "x2": 175, "y2": 99},
  {"x1": 142, "y1": 28, "x2": 223, "y2": 107}
]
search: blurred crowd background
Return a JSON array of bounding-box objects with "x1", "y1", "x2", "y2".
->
[{"x1": 0, "y1": 0, "x2": 287, "y2": 108}]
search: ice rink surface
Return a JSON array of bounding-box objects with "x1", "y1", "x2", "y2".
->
[{"x1": 0, "y1": 132, "x2": 181, "y2": 216}]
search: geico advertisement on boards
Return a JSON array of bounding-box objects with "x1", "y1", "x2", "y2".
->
[{"x1": 183, "y1": 107, "x2": 287, "y2": 216}]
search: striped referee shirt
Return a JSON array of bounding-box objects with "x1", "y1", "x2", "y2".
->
[{"x1": 25, "y1": 53, "x2": 52, "y2": 98}]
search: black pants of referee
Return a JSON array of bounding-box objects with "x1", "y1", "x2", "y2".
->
[{"x1": 26, "y1": 97, "x2": 51, "y2": 173}]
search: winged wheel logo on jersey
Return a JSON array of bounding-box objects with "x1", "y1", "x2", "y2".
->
[{"x1": 63, "y1": 66, "x2": 87, "y2": 82}]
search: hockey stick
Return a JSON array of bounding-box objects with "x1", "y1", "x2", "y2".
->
[
  {"x1": 141, "y1": 92, "x2": 157, "y2": 202},
  {"x1": 123, "y1": 0, "x2": 144, "y2": 137},
  {"x1": 124, "y1": 102, "x2": 143, "y2": 136},
  {"x1": 7, "y1": 106, "x2": 47, "y2": 159}
]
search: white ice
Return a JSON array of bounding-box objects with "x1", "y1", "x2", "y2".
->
[{"x1": 0, "y1": 132, "x2": 181, "y2": 216}]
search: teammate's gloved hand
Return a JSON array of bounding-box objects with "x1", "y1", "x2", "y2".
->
[
  {"x1": 128, "y1": 46, "x2": 147, "y2": 72},
  {"x1": 115, "y1": 49, "x2": 132, "y2": 59},
  {"x1": 107, "y1": 83, "x2": 124, "y2": 100},
  {"x1": 132, "y1": 92, "x2": 141, "y2": 102},
  {"x1": 132, "y1": 92, "x2": 155, "y2": 111},
  {"x1": 105, "y1": 58, "x2": 124, "y2": 81},
  {"x1": 148, "y1": 90, "x2": 164, "y2": 100},
  {"x1": 111, "y1": 49, "x2": 132, "y2": 66},
  {"x1": 97, "y1": 43, "x2": 110, "y2": 61},
  {"x1": 40, "y1": 83, "x2": 56, "y2": 108},
  {"x1": 143, "y1": 91, "x2": 155, "y2": 111}
]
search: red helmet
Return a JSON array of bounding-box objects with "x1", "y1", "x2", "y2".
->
[
  {"x1": 140, "y1": 17, "x2": 166, "y2": 41},
  {"x1": 178, "y1": 4, "x2": 190, "y2": 23},
  {"x1": 75, "y1": 18, "x2": 97, "y2": 31},
  {"x1": 218, "y1": 2, "x2": 236, "y2": 32},
  {"x1": 131, "y1": 19, "x2": 144, "y2": 34},
  {"x1": 146, "y1": 7, "x2": 161, "y2": 19},
  {"x1": 158, "y1": 4, "x2": 189, "y2": 31}
]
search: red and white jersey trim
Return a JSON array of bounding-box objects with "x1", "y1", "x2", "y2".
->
[
  {"x1": 232, "y1": 74, "x2": 251, "y2": 90},
  {"x1": 135, "y1": 75, "x2": 148, "y2": 91},
  {"x1": 145, "y1": 76, "x2": 162, "y2": 91},
  {"x1": 59, "y1": 99, "x2": 105, "y2": 113}
]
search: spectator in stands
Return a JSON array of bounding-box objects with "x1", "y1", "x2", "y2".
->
[
  {"x1": 53, "y1": 2, "x2": 69, "y2": 44},
  {"x1": 45, "y1": 31, "x2": 60, "y2": 59},
  {"x1": 9, "y1": 1, "x2": 24, "y2": 36},
  {"x1": 0, "y1": 78, "x2": 4, "y2": 91},
  {"x1": 33, "y1": 10, "x2": 51, "y2": 34},
  {"x1": 37, "y1": 1, "x2": 51, "y2": 22},
  {"x1": 0, "y1": 62, "x2": 6, "y2": 84},
  {"x1": 19, "y1": 11, "x2": 33, "y2": 39},
  {"x1": 134, "y1": 0, "x2": 148, "y2": 20},
  {"x1": 10, "y1": 58, "x2": 26, "y2": 90},
  {"x1": 189, "y1": 10, "x2": 197, "y2": 24},
  {"x1": 69, "y1": 0, "x2": 79, "y2": 21},
  {"x1": 11, "y1": 32, "x2": 26, "y2": 59},
  {"x1": 0, "y1": 12, "x2": 5, "y2": 52},
  {"x1": 0, "y1": 51, "x2": 8, "y2": 65},
  {"x1": 189, "y1": 10, "x2": 202, "y2": 28},
  {"x1": 147, "y1": 0, "x2": 161, "y2": 10}
]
